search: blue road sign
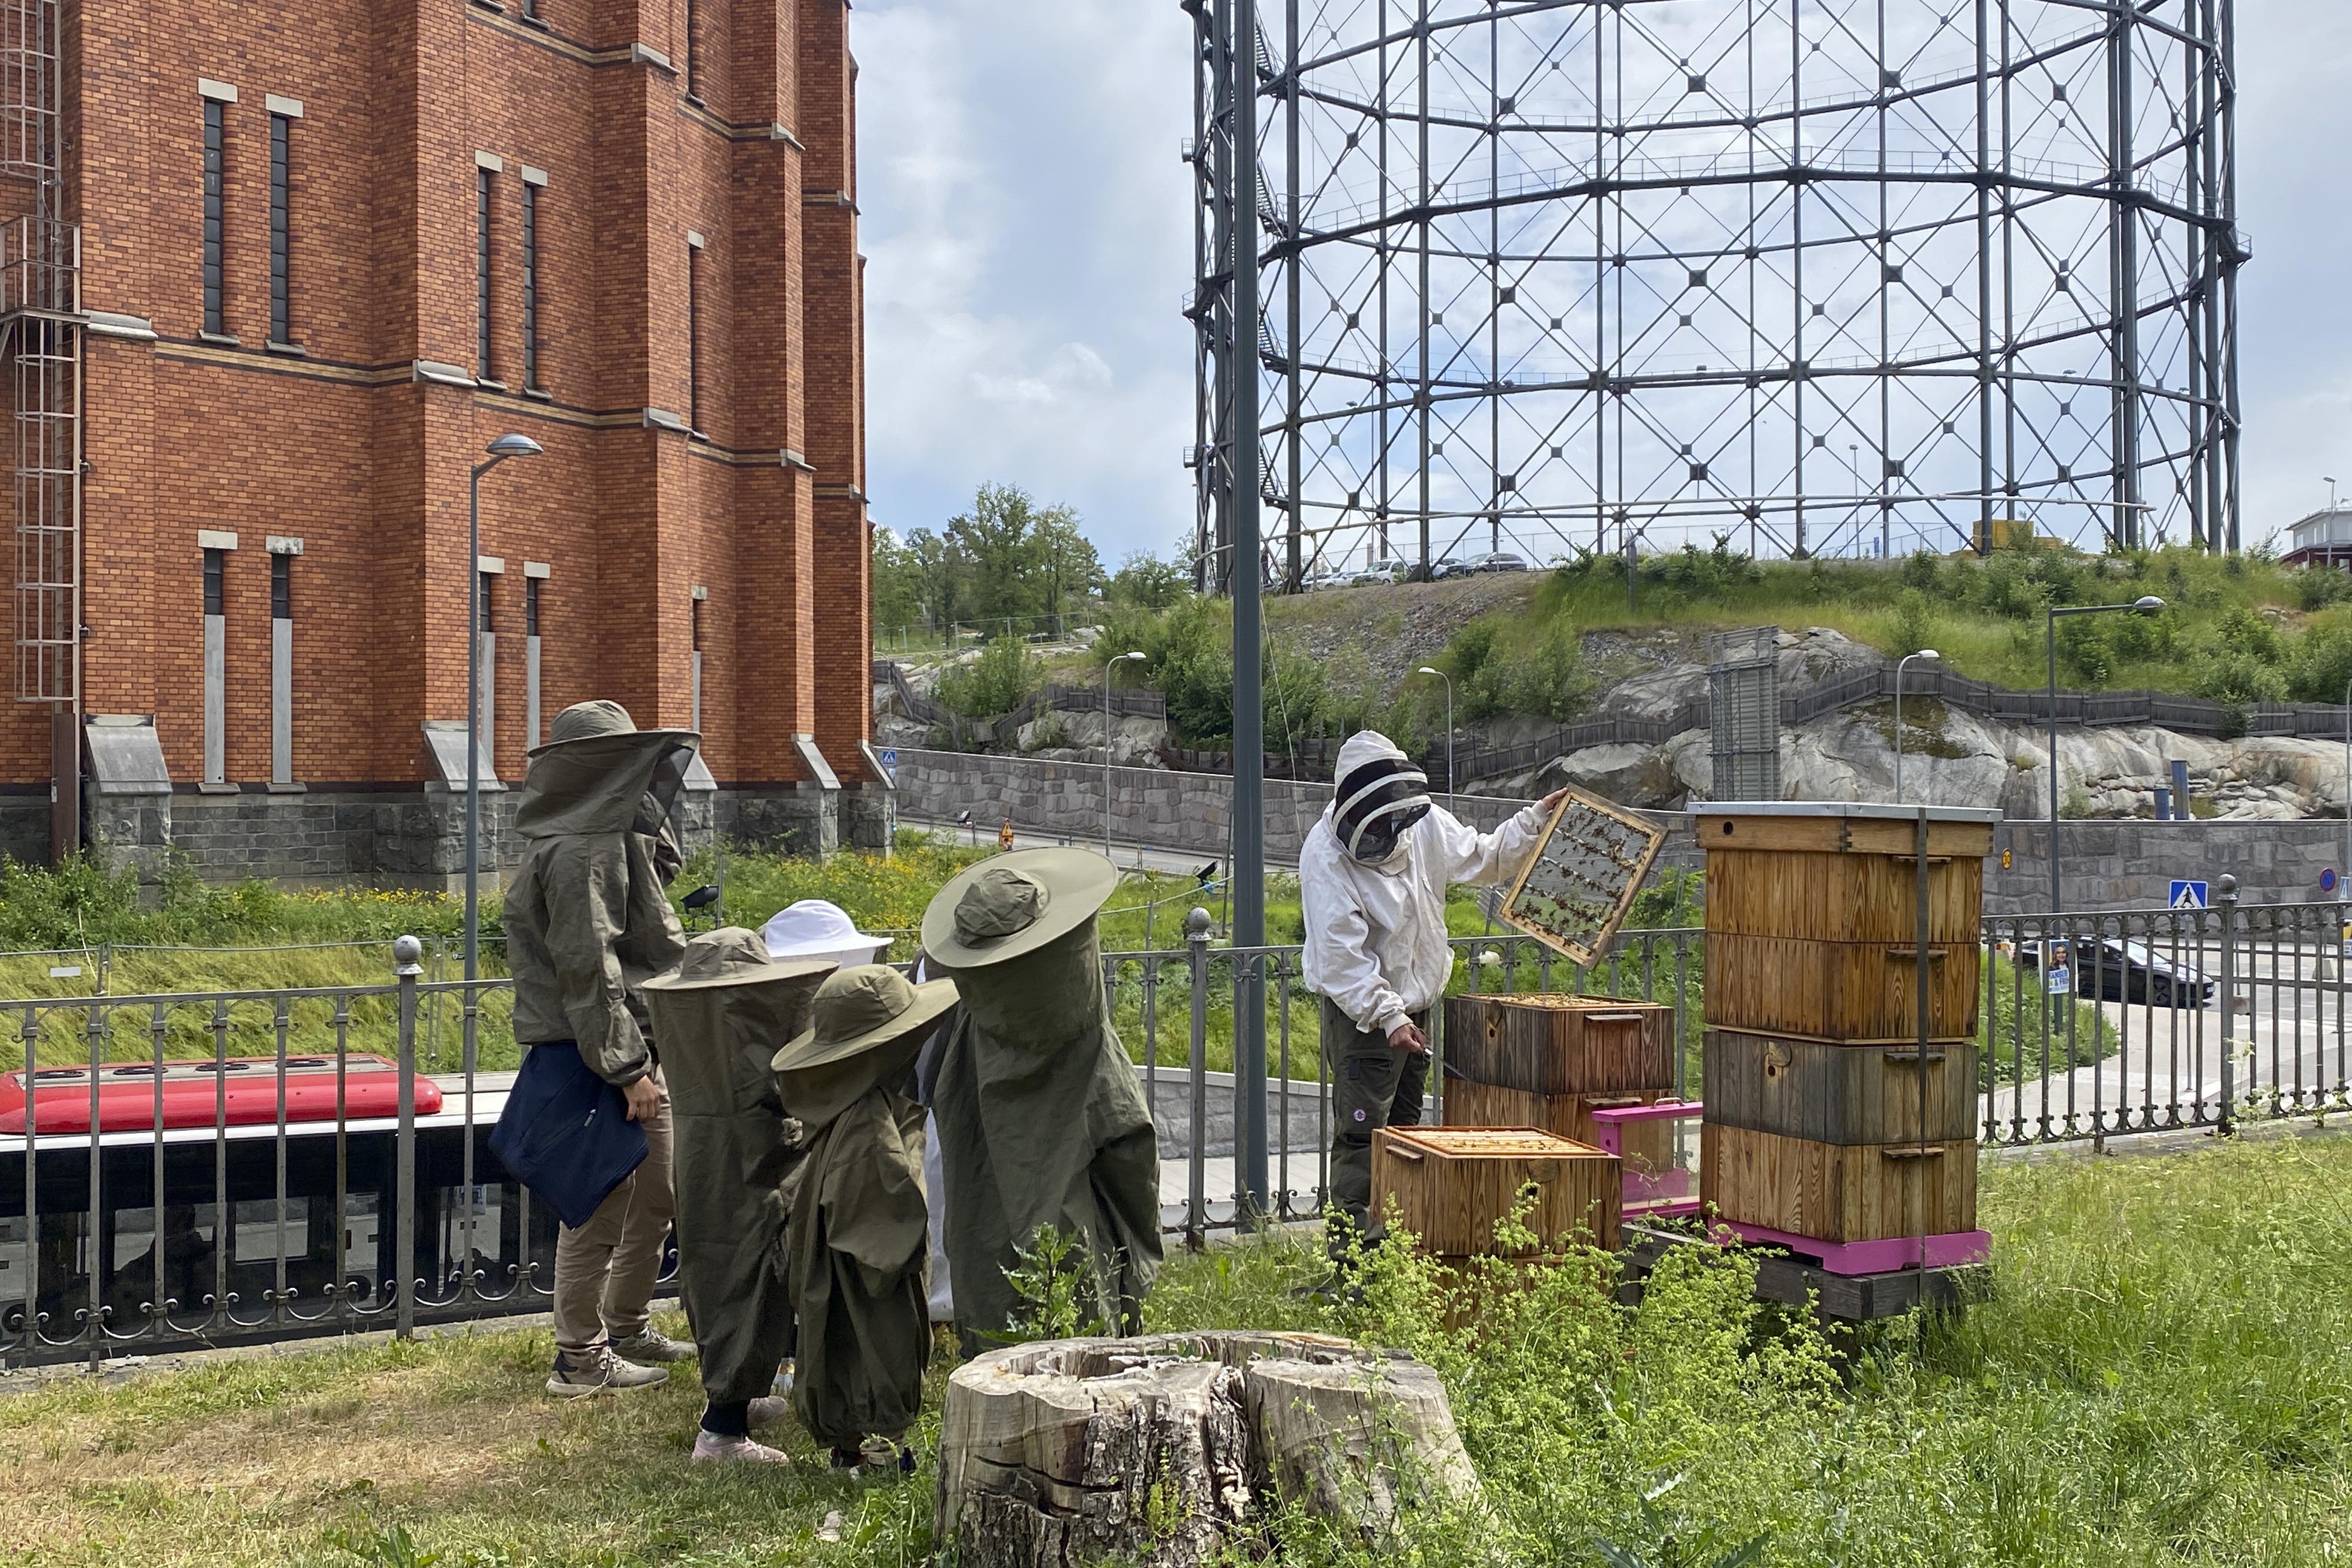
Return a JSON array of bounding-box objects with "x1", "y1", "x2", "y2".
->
[
  {"x1": 2170, "y1": 880, "x2": 2208, "y2": 910},
  {"x1": 877, "y1": 748, "x2": 898, "y2": 769},
  {"x1": 2323, "y1": 869, "x2": 2340, "y2": 895}
]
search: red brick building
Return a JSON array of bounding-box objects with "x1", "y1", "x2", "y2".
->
[{"x1": 1, "y1": 0, "x2": 883, "y2": 879}]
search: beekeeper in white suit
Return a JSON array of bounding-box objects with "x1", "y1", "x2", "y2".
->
[{"x1": 1300, "y1": 730, "x2": 1563, "y2": 1262}]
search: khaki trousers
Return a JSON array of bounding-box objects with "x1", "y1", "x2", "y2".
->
[
  {"x1": 552, "y1": 1068, "x2": 675, "y2": 1355},
  {"x1": 1321, "y1": 999, "x2": 1428, "y2": 1261}
]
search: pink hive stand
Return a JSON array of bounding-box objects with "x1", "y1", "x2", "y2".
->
[{"x1": 1589, "y1": 1100, "x2": 1991, "y2": 1276}]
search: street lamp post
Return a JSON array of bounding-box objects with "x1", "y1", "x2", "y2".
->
[
  {"x1": 2341, "y1": 675, "x2": 2351, "y2": 891},
  {"x1": 1103, "y1": 651, "x2": 1146, "y2": 860},
  {"x1": 2046, "y1": 596, "x2": 2164, "y2": 914},
  {"x1": 1893, "y1": 648, "x2": 1940, "y2": 803},
  {"x1": 1416, "y1": 665, "x2": 1455, "y2": 816},
  {"x1": 465, "y1": 433, "x2": 545, "y2": 984}
]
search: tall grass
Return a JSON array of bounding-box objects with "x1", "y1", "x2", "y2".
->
[{"x1": 1144, "y1": 1133, "x2": 2352, "y2": 1567}]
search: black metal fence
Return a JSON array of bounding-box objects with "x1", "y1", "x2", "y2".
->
[{"x1": 8, "y1": 886, "x2": 2347, "y2": 1366}]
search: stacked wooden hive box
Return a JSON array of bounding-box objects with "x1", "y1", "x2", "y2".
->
[
  {"x1": 1694, "y1": 803, "x2": 2000, "y2": 1256},
  {"x1": 1443, "y1": 992, "x2": 1681, "y2": 1184}
]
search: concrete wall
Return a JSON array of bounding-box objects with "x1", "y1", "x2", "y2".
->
[
  {"x1": 1987, "y1": 818, "x2": 2348, "y2": 914},
  {"x1": 895, "y1": 748, "x2": 2348, "y2": 914},
  {"x1": 890, "y1": 747, "x2": 1702, "y2": 872}
]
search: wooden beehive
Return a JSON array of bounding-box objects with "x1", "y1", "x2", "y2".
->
[
  {"x1": 1371, "y1": 1126, "x2": 1621, "y2": 1255},
  {"x1": 1703, "y1": 1031, "x2": 1979, "y2": 1145},
  {"x1": 1443, "y1": 994, "x2": 1676, "y2": 1094},
  {"x1": 1704, "y1": 935, "x2": 1980, "y2": 1041},
  {"x1": 1699, "y1": 1123, "x2": 1978, "y2": 1242},
  {"x1": 1443, "y1": 1080, "x2": 1673, "y2": 1176},
  {"x1": 1696, "y1": 803, "x2": 1999, "y2": 1043}
]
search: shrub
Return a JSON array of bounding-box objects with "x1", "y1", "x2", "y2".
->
[
  {"x1": 933, "y1": 634, "x2": 1044, "y2": 718},
  {"x1": 1890, "y1": 588, "x2": 1937, "y2": 657}
]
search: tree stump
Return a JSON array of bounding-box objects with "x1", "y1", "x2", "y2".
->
[{"x1": 935, "y1": 1331, "x2": 1478, "y2": 1568}]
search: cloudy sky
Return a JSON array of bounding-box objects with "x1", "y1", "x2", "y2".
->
[{"x1": 853, "y1": 0, "x2": 2352, "y2": 565}]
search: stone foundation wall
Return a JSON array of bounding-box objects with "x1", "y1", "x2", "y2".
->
[{"x1": 894, "y1": 748, "x2": 2349, "y2": 914}]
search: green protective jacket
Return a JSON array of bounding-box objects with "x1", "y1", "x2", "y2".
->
[
  {"x1": 505, "y1": 730, "x2": 695, "y2": 1086},
  {"x1": 645, "y1": 971, "x2": 828, "y2": 1405},
  {"x1": 930, "y1": 926, "x2": 1163, "y2": 1349},
  {"x1": 778, "y1": 1031, "x2": 932, "y2": 1445}
]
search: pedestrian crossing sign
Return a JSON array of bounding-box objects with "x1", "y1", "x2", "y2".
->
[{"x1": 2169, "y1": 880, "x2": 2207, "y2": 910}]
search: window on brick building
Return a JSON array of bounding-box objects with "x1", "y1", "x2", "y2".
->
[
  {"x1": 202, "y1": 99, "x2": 226, "y2": 336},
  {"x1": 476, "y1": 166, "x2": 496, "y2": 381},
  {"x1": 521, "y1": 178, "x2": 541, "y2": 390},
  {"x1": 524, "y1": 571, "x2": 545, "y2": 748},
  {"x1": 202, "y1": 547, "x2": 227, "y2": 783},
  {"x1": 269, "y1": 548, "x2": 295, "y2": 784},
  {"x1": 684, "y1": 0, "x2": 701, "y2": 102},
  {"x1": 268, "y1": 112, "x2": 292, "y2": 345},
  {"x1": 686, "y1": 233, "x2": 705, "y2": 434}
]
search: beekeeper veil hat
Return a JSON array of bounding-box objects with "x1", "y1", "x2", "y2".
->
[{"x1": 1330, "y1": 731, "x2": 1432, "y2": 864}]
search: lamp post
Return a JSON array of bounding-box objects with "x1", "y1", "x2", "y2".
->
[
  {"x1": 1893, "y1": 648, "x2": 1940, "y2": 803},
  {"x1": 466, "y1": 433, "x2": 545, "y2": 984},
  {"x1": 1416, "y1": 665, "x2": 1455, "y2": 816},
  {"x1": 2046, "y1": 596, "x2": 2164, "y2": 914},
  {"x1": 1103, "y1": 650, "x2": 1146, "y2": 860}
]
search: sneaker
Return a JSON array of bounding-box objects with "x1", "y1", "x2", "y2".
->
[
  {"x1": 747, "y1": 1395, "x2": 792, "y2": 1430},
  {"x1": 547, "y1": 1345, "x2": 670, "y2": 1397},
  {"x1": 692, "y1": 1430, "x2": 792, "y2": 1465},
  {"x1": 830, "y1": 1438, "x2": 913, "y2": 1478},
  {"x1": 608, "y1": 1327, "x2": 696, "y2": 1365}
]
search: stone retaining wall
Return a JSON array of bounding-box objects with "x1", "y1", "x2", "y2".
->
[{"x1": 893, "y1": 747, "x2": 2351, "y2": 913}]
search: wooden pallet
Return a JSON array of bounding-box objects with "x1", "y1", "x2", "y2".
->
[{"x1": 1619, "y1": 1223, "x2": 1994, "y2": 1322}]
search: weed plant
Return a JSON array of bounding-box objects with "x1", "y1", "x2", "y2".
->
[{"x1": 1, "y1": 1135, "x2": 2344, "y2": 1564}]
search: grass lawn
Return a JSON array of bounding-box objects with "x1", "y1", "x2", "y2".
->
[{"x1": 5, "y1": 1133, "x2": 2347, "y2": 1567}]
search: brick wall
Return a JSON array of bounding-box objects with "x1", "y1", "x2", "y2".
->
[{"x1": 1, "y1": 0, "x2": 873, "y2": 867}]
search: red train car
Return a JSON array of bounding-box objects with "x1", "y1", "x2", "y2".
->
[{"x1": 0, "y1": 1056, "x2": 441, "y2": 1134}]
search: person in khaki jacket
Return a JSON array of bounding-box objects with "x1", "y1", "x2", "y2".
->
[{"x1": 505, "y1": 700, "x2": 698, "y2": 1394}]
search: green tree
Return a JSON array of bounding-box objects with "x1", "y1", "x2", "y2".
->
[
  {"x1": 1030, "y1": 504, "x2": 1105, "y2": 622},
  {"x1": 1110, "y1": 550, "x2": 1190, "y2": 610},
  {"x1": 870, "y1": 526, "x2": 925, "y2": 635},
  {"x1": 949, "y1": 482, "x2": 1050, "y2": 628}
]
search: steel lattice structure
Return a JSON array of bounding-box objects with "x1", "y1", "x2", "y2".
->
[{"x1": 1187, "y1": 0, "x2": 2246, "y2": 589}]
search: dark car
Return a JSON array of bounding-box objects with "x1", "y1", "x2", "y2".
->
[
  {"x1": 1472, "y1": 551, "x2": 1530, "y2": 573},
  {"x1": 2012, "y1": 937, "x2": 2214, "y2": 1008}
]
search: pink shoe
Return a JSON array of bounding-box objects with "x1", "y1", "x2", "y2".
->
[
  {"x1": 692, "y1": 1431, "x2": 791, "y2": 1465},
  {"x1": 747, "y1": 1395, "x2": 792, "y2": 1430}
]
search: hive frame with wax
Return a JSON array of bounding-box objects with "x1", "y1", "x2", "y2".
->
[{"x1": 1496, "y1": 785, "x2": 1667, "y2": 968}]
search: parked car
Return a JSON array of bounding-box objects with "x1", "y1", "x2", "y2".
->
[
  {"x1": 2010, "y1": 937, "x2": 2214, "y2": 1008},
  {"x1": 1350, "y1": 559, "x2": 1406, "y2": 586},
  {"x1": 1471, "y1": 551, "x2": 1530, "y2": 573},
  {"x1": 1426, "y1": 556, "x2": 1473, "y2": 580},
  {"x1": 1305, "y1": 567, "x2": 1353, "y2": 592}
]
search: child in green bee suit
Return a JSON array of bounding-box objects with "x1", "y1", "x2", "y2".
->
[{"x1": 772, "y1": 964, "x2": 958, "y2": 1472}]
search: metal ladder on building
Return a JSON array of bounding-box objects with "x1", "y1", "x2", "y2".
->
[{"x1": 1, "y1": 0, "x2": 84, "y2": 855}]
